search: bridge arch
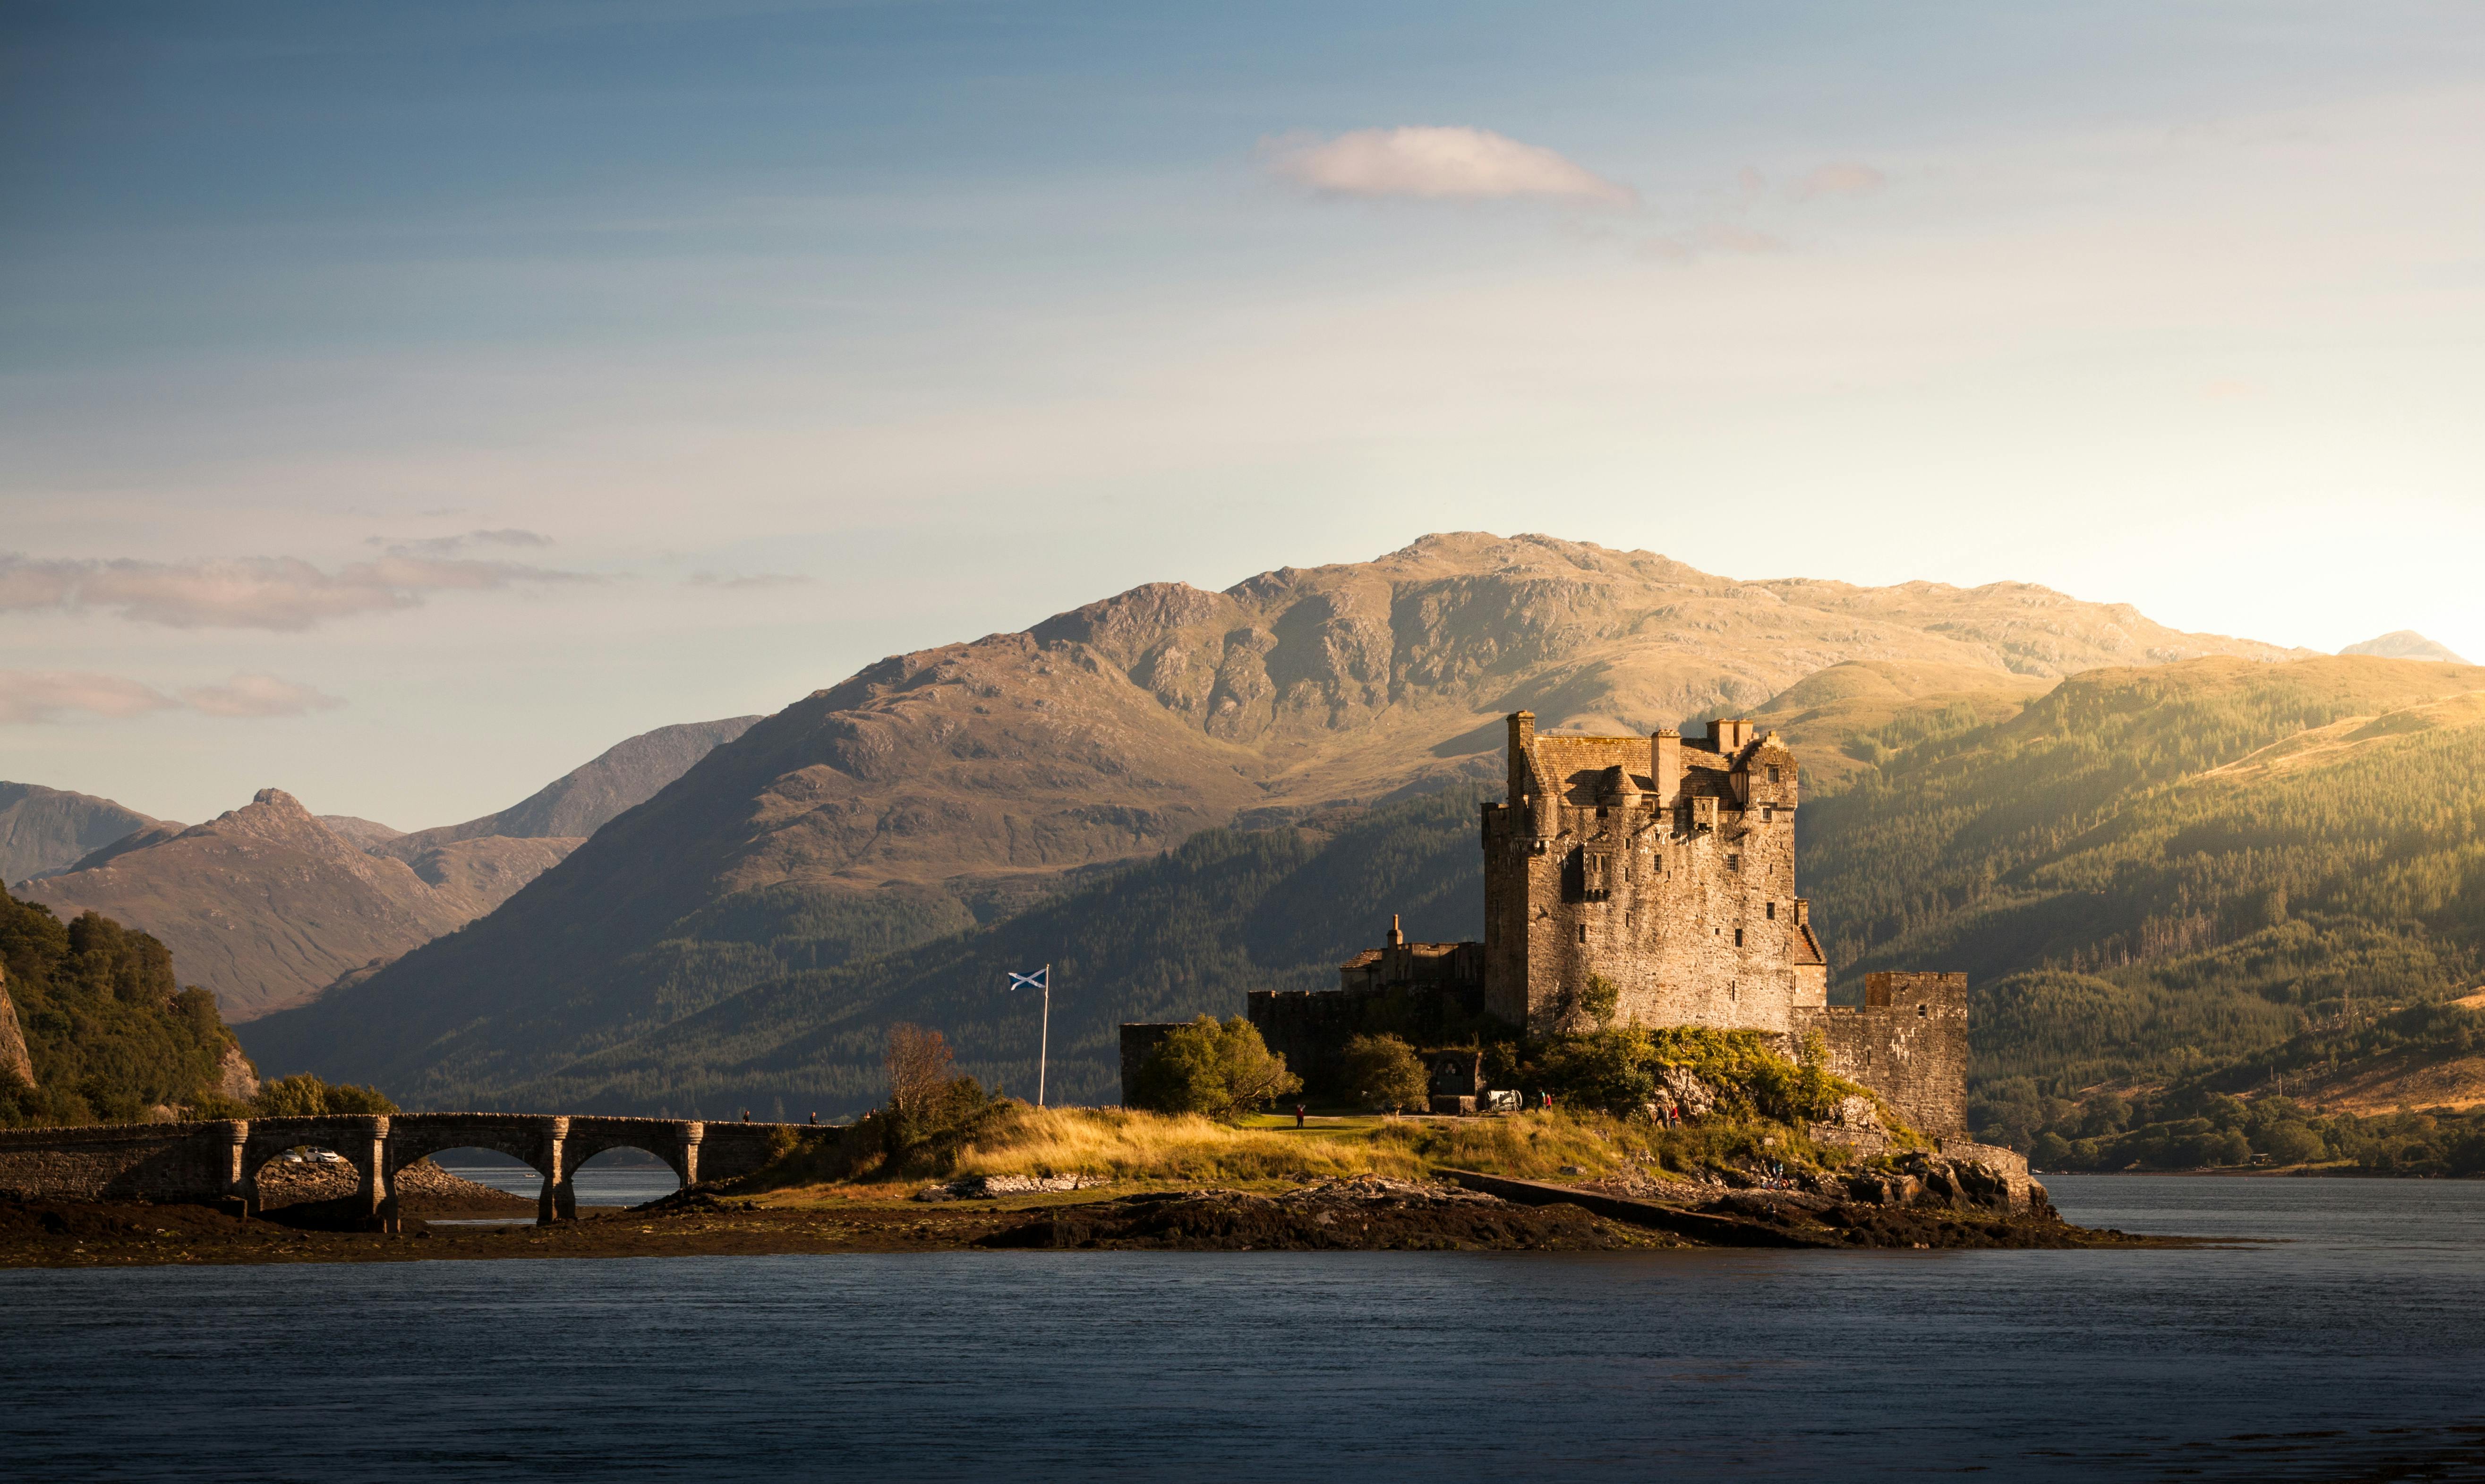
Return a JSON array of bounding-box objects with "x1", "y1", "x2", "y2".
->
[
  {"x1": 544, "y1": 1117, "x2": 699, "y2": 1220},
  {"x1": 237, "y1": 1115, "x2": 388, "y2": 1222}
]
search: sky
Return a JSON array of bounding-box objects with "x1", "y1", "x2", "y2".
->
[{"x1": 4, "y1": 0, "x2": 2483, "y2": 829}]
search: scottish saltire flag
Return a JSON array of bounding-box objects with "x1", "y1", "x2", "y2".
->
[{"x1": 1008, "y1": 967, "x2": 1048, "y2": 993}]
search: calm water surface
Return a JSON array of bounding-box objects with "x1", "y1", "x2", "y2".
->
[{"x1": 3, "y1": 1176, "x2": 2480, "y2": 1481}]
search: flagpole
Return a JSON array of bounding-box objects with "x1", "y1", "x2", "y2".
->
[{"x1": 1038, "y1": 963, "x2": 1051, "y2": 1108}]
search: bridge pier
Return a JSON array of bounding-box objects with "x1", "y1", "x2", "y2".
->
[
  {"x1": 350, "y1": 1123, "x2": 387, "y2": 1228},
  {"x1": 537, "y1": 1116, "x2": 570, "y2": 1226},
  {"x1": 221, "y1": 1120, "x2": 249, "y2": 1218}
]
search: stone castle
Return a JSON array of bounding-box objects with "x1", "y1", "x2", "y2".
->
[{"x1": 1129, "y1": 713, "x2": 1969, "y2": 1141}]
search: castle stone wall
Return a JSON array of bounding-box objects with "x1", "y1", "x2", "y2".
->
[{"x1": 1794, "y1": 972, "x2": 1969, "y2": 1141}]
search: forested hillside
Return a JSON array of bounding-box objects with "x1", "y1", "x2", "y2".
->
[
  {"x1": 1803, "y1": 655, "x2": 2485, "y2": 1108},
  {"x1": 0, "y1": 888, "x2": 251, "y2": 1126}
]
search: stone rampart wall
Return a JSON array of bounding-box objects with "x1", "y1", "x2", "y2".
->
[{"x1": 1795, "y1": 972, "x2": 1969, "y2": 1140}]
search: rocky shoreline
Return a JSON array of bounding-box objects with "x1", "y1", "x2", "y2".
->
[{"x1": 0, "y1": 1158, "x2": 2188, "y2": 1267}]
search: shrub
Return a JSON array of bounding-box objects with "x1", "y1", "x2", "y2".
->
[
  {"x1": 1129, "y1": 1015, "x2": 1301, "y2": 1119},
  {"x1": 1575, "y1": 974, "x2": 1621, "y2": 1030},
  {"x1": 1527, "y1": 1025, "x2": 1880, "y2": 1126},
  {"x1": 1341, "y1": 1034, "x2": 1429, "y2": 1112}
]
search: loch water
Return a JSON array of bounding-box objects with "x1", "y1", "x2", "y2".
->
[{"x1": 3, "y1": 1176, "x2": 2481, "y2": 1481}]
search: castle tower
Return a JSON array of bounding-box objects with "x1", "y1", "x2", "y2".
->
[{"x1": 1481, "y1": 713, "x2": 1826, "y2": 1035}]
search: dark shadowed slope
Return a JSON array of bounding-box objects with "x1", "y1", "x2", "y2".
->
[
  {"x1": 276, "y1": 791, "x2": 1487, "y2": 1115},
  {"x1": 373, "y1": 715, "x2": 763, "y2": 859},
  {"x1": 240, "y1": 533, "x2": 2305, "y2": 1106},
  {"x1": 0, "y1": 784, "x2": 171, "y2": 887}
]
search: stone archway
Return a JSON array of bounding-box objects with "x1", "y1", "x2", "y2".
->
[
  {"x1": 544, "y1": 1117, "x2": 700, "y2": 1220},
  {"x1": 237, "y1": 1115, "x2": 388, "y2": 1225}
]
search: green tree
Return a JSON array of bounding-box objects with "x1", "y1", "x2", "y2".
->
[
  {"x1": 251, "y1": 1072, "x2": 398, "y2": 1117},
  {"x1": 1341, "y1": 1033, "x2": 1429, "y2": 1113},
  {"x1": 1129, "y1": 1015, "x2": 1301, "y2": 1118},
  {"x1": 2257, "y1": 1121, "x2": 2324, "y2": 1164}
]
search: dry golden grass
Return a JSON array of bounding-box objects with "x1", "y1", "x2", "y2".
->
[
  {"x1": 939, "y1": 1103, "x2": 1784, "y2": 1187},
  {"x1": 734, "y1": 1101, "x2": 1837, "y2": 1208},
  {"x1": 949, "y1": 1106, "x2": 1414, "y2": 1185}
]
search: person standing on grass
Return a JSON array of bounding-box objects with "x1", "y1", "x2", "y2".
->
[{"x1": 1295, "y1": 1104, "x2": 1307, "y2": 1129}]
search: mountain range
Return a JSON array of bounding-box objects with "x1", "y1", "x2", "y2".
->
[
  {"x1": 239, "y1": 532, "x2": 2390, "y2": 1112},
  {"x1": 17, "y1": 715, "x2": 760, "y2": 1021}
]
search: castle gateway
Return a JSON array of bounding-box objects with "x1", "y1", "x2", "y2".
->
[{"x1": 1203, "y1": 712, "x2": 1969, "y2": 1140}]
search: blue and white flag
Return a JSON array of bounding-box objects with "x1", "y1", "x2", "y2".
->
[{"x1": 1008, "y1": 966, "x2": 1048, "y2": 993}]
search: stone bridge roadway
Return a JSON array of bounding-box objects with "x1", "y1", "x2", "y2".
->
[{"x1": 0, "y1": 1113, "x2": 805, "y2": 1229}]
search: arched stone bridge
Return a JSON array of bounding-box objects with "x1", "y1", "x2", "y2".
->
[{"x1": 0, "y1": 1112, "x2": 805, "y2": 1228}]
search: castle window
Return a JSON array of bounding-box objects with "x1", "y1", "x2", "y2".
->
[
  {"x1": 1768, "y1": 766, "x2": 1781, "y2": 783},
  {"x1": 1578, "y1": 924, "x2": 1588, "y2": 943},
  {"x1": 1727, "y1": 853, "x2": 1740, "y2": 872},
  {"x1": 1766, "y1": 902, "x2": 1777, "y2": 920},
  {"x1": 1763, "y1": 806, "x2": 1775, "y2": 821},
  {"x1": 1917, "y1": 1003, "x2": 1927, "y2": 1018},
  {"x1": 1734, "y1": 928, "x2": 1744, "y2": 947}
]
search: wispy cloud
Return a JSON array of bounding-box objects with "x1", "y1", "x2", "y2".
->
[
  {"x1": 0, "y1": 669, "x2": 346, "y2": 724},
  {"x1": 0, "y1": 551, "x2": 592, "y2": 630},
  {"x1": 366, "y1": 528, "x2": 555, "y2": 556},
  {"x1": 685, "y1": 571, "x2": 811, "y2": 590},
  {"x1": 1788, "y1": 161, "x2": 1887, "y2": 201},
  {"x1": 0, "y1": 671, "x2": 180, "y2": 724},
  {"x1": 179, "y1": 672, "x2": 346, "y2": 718},
  {"x1": 1260, "y1": 127, "x2": 1636, "y2": 205}
]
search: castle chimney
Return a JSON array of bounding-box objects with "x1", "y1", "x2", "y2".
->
[
  {"x1": 1388, "y1": 913, "x2": 1404, "y2": 948},
  {"x1": 1651, "y1": 728, "x2": 1682, "y2": 809},
  {"x1": 1708, "y1": 717, "x2": 1752, "y2": 756}
]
